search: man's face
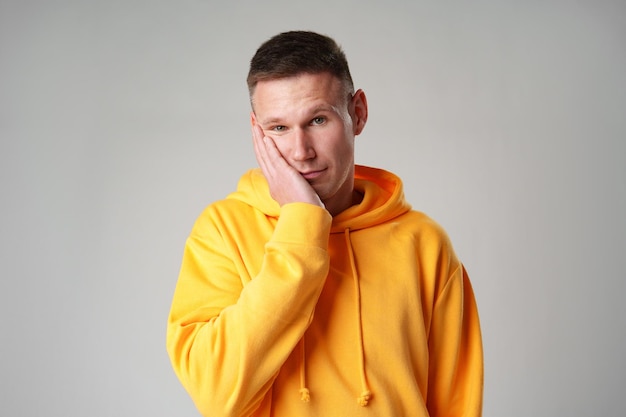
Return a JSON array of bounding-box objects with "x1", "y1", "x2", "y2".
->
[{"x1": 251, "y1": 72, "x2": 367, "y2": 214}]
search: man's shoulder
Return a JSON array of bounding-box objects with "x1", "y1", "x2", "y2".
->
[
  {"x1": 394, "y1": 209, "x2": 453, "y2": 243},
  {"x1": 190, "y1": 198, "x2": 262, "y2": 234}
]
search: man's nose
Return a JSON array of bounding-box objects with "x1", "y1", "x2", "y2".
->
[{"x1": 291, "y1": 128, "x2": 316, "y2": 161}]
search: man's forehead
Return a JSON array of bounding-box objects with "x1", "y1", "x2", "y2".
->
[
  {"x1": 252, "y1": 74, "x2": 346, "y2": 117},
  {"x1": 253, "y1": 73, "x2": 343, "y2": 99}
]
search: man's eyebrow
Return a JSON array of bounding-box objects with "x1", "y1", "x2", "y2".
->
[
  {"x1": 261, "y1": 105, "x2": 339, "y2": 124},
  {"x1": 311, "y1": 104, "x2": 339, "y2": 114},
  {"x1": 258, "y1": 116, "x2": 282, "y2": 125},
  {"x1": 258, "y1": 103, "x2": 345, "y2": 126}
]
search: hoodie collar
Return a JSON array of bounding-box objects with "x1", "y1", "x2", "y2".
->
[{"x1": 227, "y1": 165, "x2": 411, "y2": 230}]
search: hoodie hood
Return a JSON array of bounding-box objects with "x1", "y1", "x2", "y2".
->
[{"x1": 227, "y1": 165, "x2": 411, "y2": 232}]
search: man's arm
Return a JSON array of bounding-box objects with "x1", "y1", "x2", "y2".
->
[
  {"x1": 427, "y1": 263, "x2": 484, "y2": 416},
  {"x1": 166, "y1": 121, "x2": 330, "y2": 417},
  {"x1": 167, "y1": 202, "x2": 331, "y2": 417}
]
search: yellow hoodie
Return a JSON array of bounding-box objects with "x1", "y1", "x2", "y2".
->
[{"x1": 167, "y1": 165, "x2": 483, "y2": 417}]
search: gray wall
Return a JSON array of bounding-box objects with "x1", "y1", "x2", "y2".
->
[{"x1": 1, "y1": 1, "x2": 624, "y2": 416}]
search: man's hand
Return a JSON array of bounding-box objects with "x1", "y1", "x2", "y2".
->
[{"x1": 252, "y1": 123, "x2": 324, "y2": 209}]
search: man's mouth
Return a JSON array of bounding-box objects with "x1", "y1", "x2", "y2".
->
[{"x1": 300, "y1": 169, "x2": 325, "y2": 180}]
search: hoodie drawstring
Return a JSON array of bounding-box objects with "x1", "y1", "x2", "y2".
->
[
  {"x1": 345, "y1": 228, "x2": 372, "y2": 407},
  {"x1": 297, "y1": 228, "x2": 372, "y2": 407},
  {"x1": 299, "y1": 338, "x2": 310, "y2": 402}
]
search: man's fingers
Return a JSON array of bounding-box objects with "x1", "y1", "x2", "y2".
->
[
  {"x1": 253, "y1": 125, "x2": 291, "y2": 176},
  {"x1": 251, "y1": 124, "x2": 271, "y2": 173},
  {"x1": 262, "y1": 136, "x2": 287, "y2": 168}
]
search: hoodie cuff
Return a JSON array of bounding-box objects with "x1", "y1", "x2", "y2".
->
[{"x1": 272, "y1": 203, "x2": 332, "y2": 249}]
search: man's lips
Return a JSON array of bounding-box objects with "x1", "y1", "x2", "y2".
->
[{"x1": 300, "y1": 169, "x2": 326, "y2": 180}]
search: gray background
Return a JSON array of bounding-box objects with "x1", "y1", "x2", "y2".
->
[{"x1": 1, "y1": 1, "x2": 625, "y2": 416}]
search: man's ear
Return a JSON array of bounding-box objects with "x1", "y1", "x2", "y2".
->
[
  {"x1": 250, "y1": 111, "x2": 258, "y2": 127},
  {"x1": 350, "y1": 89, "x2": 368, "y2": 135}
]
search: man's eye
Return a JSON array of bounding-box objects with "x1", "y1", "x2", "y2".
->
[
  {"x1": 311, "y1": 117, "x2": 326, "y2": 125},
  {"x1": 271, "y1": 125, "x2": 286, "y2": 132}
]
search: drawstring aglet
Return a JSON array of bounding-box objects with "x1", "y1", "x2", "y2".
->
[
  {"x1": 357, "y1": 390, "x2": 372, "y2": 406},
  {"x1": 299, "y1": 388, "x2": 311, "y2": 402}
]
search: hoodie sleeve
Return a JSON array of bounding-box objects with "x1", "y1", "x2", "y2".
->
[
  {"x1": 426, "y1": 261, "x2": 484, "y2": 417},
  {"x1": 166, "y1": 202, "x2": 332, "y2": 417}
]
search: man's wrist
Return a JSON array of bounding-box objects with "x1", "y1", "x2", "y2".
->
[{"x1": 273, "y1": 203, "x2": 332, "y2": 247}]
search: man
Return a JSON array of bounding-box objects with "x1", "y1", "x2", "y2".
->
[{"x1": 167, "y1": 31, "x2": 483, "y2": 417}]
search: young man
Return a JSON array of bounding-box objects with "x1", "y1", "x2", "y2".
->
[{"x1": 167, "y1": 31, "x2": 483, "y2": 417}]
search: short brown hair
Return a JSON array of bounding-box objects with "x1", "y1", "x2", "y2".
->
[{"x1": 247, "y1": 31, "x2": 354, "y2": 101}]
